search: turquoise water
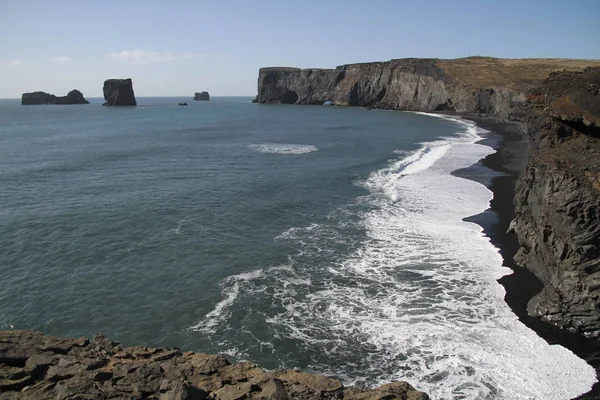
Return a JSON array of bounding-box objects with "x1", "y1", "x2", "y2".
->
[{"x1": 0, "y1": 97, "x2": 595, "y2": 399}]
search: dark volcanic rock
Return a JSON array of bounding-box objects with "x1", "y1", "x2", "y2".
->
[
  {"x1": 0, "y1": 330, "x2": 429, "y2": 400},
  {"x1": 512, "y1": 67, "x2": 600, "y2": 338},
  {"x1": 194, "y1": 91, "x2": 210, "y2": 101},
  {"x1": 54, "y1": 90, "x2": 89, "y2": 105},
  {"x1": 21, "y1": 90, "x2": 89, "y2": 105},
  {"x1": 21, "y1": 91, "x2": 56, "y2": 105},
  {"x1": 254, "y1": 59, "x2": 526, "y2": 119},
  {"x1": 102, "y1": 78, "x2": 137, "y2": 106}
]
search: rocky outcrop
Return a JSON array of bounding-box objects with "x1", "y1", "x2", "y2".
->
[
  {"x1": 254, "y1": 59, "x2": 527, "y2": 119},
  {"x1": 0, "y1": 330, "x2": 428, "y2": 400},
  {"x1": 511, "y1": 67, "x2": 600, "y2": 338},
  {"x1": 255, "y1": 58, "x2": 600, "y2": 120},
  {"x1": 102, "y1": 78, "x2": 137, "y2": 106},
  {"x1": 194, "y1": 91, "x2": 210, "y2": 101},
  {"x1": 21, "y1": 90, "x2": 89, "y2": 105}
]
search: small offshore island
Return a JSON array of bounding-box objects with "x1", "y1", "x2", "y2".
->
[
  {"x1": 20, "y1": 78, "x2": 138, "y2": 107},
  {"x1": 102, "y1": 78, "x2": 137, "y2": 106},
  {"x1": 21, "y1": 89, "x2": 89, "y2": 105},
  {"x1": 194, "y1": 91, "x2": 210, "y2": 101}
]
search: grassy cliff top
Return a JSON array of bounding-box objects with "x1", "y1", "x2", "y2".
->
[
  {"x1": 436, "y1": 56, "x2": 600, "y2": 91},
  {"x1": 259, "y1": 57, "x2": 600, "y2": 92}
]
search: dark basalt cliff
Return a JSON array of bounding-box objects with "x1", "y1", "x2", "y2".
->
[
  {"x1": 255, "y1": 58, "x2": 599, "y2": 120},
  {"x1": 255, "y1": 60, "x2": 523, "y2": 117},
  {"x1": 255, "y1": 58, "x2": 600, "y2": 339},
  {"x1": 102, "y1": 78, "x2": 137, "y2": 106},
  {"x1": 0, "y1": 330, "x2": 428, "y2": 400},
  {"x1": 194, "y1": 91, "x2": 210, "y2": 101},
  {"x1": 511, "y1": 67, "x2": 600, "y2": 338},
  {"x1": 21, "y1": 90, "x2": 89, "y2": 105}
]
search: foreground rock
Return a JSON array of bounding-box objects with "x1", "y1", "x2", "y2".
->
[
  {"x1": 512, "y1": 67, "x2": 600, "y2": 338},
  {"x1": 21, "y1": 90, "x2": 89, "y2": 105},
  {"x1": 103, "y1": 78, "x2": 137, "y2": 106},
  {"x1": 254, "y1": 57, "x2": 600, "y2": 120},
  {"x1": 194, "y1": 91, "x2": 210, "y2": 101},
  {"x1": 0, "y1": 330, "x2": 428, "y2": 400}
]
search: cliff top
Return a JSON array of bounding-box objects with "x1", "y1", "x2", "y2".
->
[
  {"x1": 259, "y1": 67, "x2": 329, "y2": 72},
  {"x1": 525, "y1": 67, "x2": 600, "y2": 195},
  {"x1": 260, "y1": 57, "x2": 600, "y2": 92},
  {"x1": 437, "y1": 57, "x2": 600, "y2": 91}
]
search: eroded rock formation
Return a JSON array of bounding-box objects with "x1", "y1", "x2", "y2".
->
[
  {"x1": 512, "y1": 67, "x2": 600, "y2": 338},
  {"x1": 194, "y1": 91, "x2": 210, "y2": 101},
  {"x1": 103, "y1": 78, "x2": 137, "y2": 106},
  {"x1": 21, "y1": 90, "x2": 89, "y2": 105},
  {"x1": 255, "y1": 58, "x2": 600, "y2": 120},
  {"x1": 0, "y1": 330, "x2": 428, "y2": 400}
]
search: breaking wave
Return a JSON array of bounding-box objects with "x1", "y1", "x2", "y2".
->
[{"x1": 249, "y1": 143, "x2": 318, "y2": 155}]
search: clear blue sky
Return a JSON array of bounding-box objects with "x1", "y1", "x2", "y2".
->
[{"x1": 1, "y1": 0, "x2": 599, "y2": 97}]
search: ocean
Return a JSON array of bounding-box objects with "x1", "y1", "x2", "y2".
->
[{"x1": 0, "y1": 96, "x2": 595, "y2": 399}]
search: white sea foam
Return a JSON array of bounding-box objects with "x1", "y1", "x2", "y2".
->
[
  {"x1": 249, "y1": 143, "x2": 318, "y2": 155},
  {"x1": 193, "y1": 114, "x2": 597, "y2": 399}
]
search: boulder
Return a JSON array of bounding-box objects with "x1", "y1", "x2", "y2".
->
[
  {"x1": 102, "y1": 78, "x2": 137, "y2": 106},
  {"x1": 194, "y1": 91, "x2": 209, "y2": 101},
  {"x1": 21, "y1": 90, "x2": 89, "y2": 105}
]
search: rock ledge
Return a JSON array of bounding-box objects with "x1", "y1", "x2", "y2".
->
[{"x1": 0, "y1": 330, "x2": 428, "y2": 400}]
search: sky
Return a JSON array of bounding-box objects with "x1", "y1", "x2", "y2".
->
[{"x1": 1, "y1": 0, "x2": 599, "y2": 97}]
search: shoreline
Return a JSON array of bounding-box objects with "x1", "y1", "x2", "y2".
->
[{"x1": 452, "y1": 114, "x2": 600, "y2": 399}]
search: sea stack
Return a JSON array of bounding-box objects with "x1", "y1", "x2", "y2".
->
[
  {"x1": 102, "y1": 78, "x2": 137, "y2": 106},
  {"x1": 21, "y1": 89, "x2": 89, "y2": 105},
  {"x1": 194, "y1": 91, "x2": 209, "y2": 101}
]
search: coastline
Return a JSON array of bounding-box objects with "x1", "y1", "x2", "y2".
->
[{"x1": 452, "y1": 114, "x2": 600, "y2": 399}]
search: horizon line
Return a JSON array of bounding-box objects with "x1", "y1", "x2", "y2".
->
[{"x1": 0, "y1": 95, "x2": 256, "y2": 100}]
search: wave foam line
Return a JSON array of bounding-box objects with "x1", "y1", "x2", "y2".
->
[{"x1": 249, "y1": 143, "x2": 318, "y2": 155}]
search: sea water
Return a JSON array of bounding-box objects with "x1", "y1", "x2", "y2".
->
[{"x1": 0, "y1": 97, "x2": 595, "y2": 399}]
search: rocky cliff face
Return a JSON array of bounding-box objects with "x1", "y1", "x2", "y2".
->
[
  {"x1": 21, "y1": 90, "x2": 89, "y2": 105},
  {"x1": 512, "y1": 67, "x2": 600, "y2": 338},
  {"x1": 255, "y1": 58, "x2": 600, "y2": 120},
  {"x1": 102, "y1": 78, "x2": 137, "y2": 106},
  {"x1": 0, "y1": 330, "x2": 428, "y2": 400},
  {"x1": 255, "y1": 60, "x2": 541, "y2": 120}
]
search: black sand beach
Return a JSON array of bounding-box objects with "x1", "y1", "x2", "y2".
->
[{"x1": 454, "y1": 115, "x2": 600, "y2": 399}]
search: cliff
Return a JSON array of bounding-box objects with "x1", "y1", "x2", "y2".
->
[
  {"x1": 0, "y1": 330, "x2": 428, "y2": 400},
  {"x1": 511, "y1": 67, "x2": 600, "y2": 338},
  {"x1": 255, "y1": 57, "x2": 600, "y2": 339},
  {"x1": 194, "y1": 91, "x2": 210, "y2": 101},
  {"x1": 21, "y1": 90, "x2": 89, "y2": 105},
  {"x1": 255, "y1": 57, "x2": 600, "y2": 120},
  {"x1": 102, "y1": 78, "x2": 137, "y2": 106}
]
